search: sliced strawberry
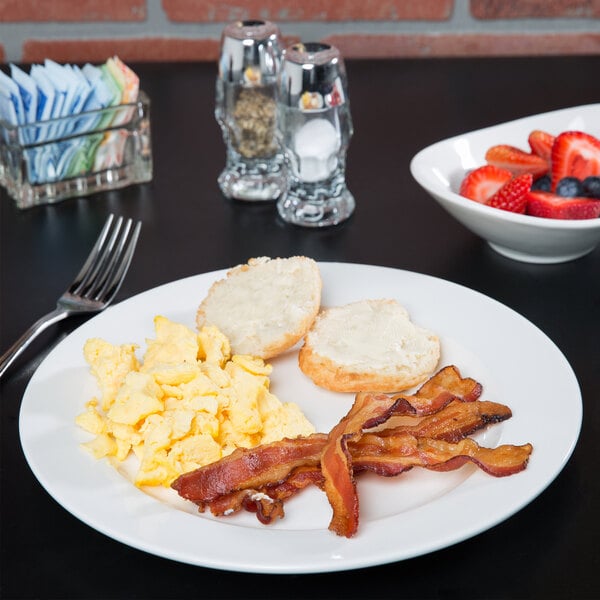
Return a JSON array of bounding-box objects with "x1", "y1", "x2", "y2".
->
[
  {"x1": 459, "y1": 165, "x2": 513, "y2": 203},
  {"x1": 528, "y1": 130, "x2": 555, "y2": 162},
  {"x1": 485, "y1": 144, "x2": 549, "y2": 178},
  {"x1": 526, "y1": 190, "x2": 600, "y2": 220},
  {"x1": 551, "y1": 131, "x2": 600, "y2": 191},
  {"x1": 487, "y1": 173, "x2": 533, "y2": 214}
]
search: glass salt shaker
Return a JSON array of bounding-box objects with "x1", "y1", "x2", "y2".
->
[
  {"x1": 215, "y1": 20, "x2": 285, "y2": 201},
  {"x1": 276, "y1": 43, "x2": 355, "y2": 227}
]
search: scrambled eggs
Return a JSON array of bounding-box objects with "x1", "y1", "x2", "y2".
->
[{"x1": 76, "y1": 316, "x2": 315, "y2": 487}]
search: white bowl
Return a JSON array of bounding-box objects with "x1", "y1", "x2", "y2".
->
[{"x1": 410, "y1": 104, "x2": 600, "y2": 263}]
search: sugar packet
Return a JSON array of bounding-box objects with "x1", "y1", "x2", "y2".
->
[
  {"x1": 10, "y1": 65, "x2": 37, "y2": 135},
  {"x1": 0, "y1": 69, "x2": 25, "y2": 127}
]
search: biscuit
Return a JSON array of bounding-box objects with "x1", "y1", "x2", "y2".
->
[
  {"x1": 196, "y1": 257, "x2": 322, "y2": 359},
  {"x1": 298, "y1": 298, "x2": 440, "y2": 392}
]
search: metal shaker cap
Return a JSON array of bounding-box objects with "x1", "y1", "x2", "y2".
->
[
  {"x1": 218, "y1": 20, "x2": 282, "y2": 84},
  {"x1": 279, "y1": 42, "x2": 349, "y2": 110}
]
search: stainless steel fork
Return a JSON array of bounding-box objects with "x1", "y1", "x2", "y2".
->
[{"x1": 0, "y1": 214, "x2": 141, "y2": 379}]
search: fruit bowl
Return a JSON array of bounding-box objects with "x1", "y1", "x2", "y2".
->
[{"x1": 410, "y1": 104, "x2": 600, "y2": 264}]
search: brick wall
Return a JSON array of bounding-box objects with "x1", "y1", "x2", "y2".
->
[{"x1": 0, "y1": 0, "x2": 598, "y2": 63}]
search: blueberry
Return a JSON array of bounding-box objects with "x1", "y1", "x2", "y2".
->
[
  {"x1": 531, "y1": 175, "x2": 551, "y2": 191},
  {"x1": 555, "y1": 177, "x2": 584, "y2": 198},
  {"x1": 582, "y1": 176, "x2": 600, "y2": 199}
]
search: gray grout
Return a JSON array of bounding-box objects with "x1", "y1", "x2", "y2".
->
[{"x1": 0, "y1": 0, "x2": 598, "y2": 63}]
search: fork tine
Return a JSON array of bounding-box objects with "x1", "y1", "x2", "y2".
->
[
  {"x1": 68, "y1": 214, "x2": 116, "y2": 294},
  {"x1": 74, "y1": 216, "x2": 125, "y2": 298},
  {"x1": 83, "y1": 217, "x2": 132, "y2": 299},
  {"x1": 91, "y1": 219, "x2": 141, "y2": 304}
]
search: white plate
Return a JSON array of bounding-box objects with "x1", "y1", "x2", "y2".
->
[
  {"x1": 410, "y1": 104, "x2": 600, "y2": 263},
  {"x1": 19, "y1": 263, "x2": 582, "y2": 573}
]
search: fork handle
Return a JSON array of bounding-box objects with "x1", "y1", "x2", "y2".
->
[{"x1": 0, "y1": 307, "x2": 69, "y2": 379}]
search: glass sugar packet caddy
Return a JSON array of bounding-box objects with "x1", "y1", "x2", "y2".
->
[{"x1": 0, "y1": 91, "x2": 152, "y2": 209}]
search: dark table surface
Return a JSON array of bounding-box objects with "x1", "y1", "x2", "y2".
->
[{"x1": 1, "y1": 57, "x2": 599, "y2": 600}]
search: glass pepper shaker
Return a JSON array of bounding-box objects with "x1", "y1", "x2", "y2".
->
[
  {"x1": 215, "y1": 20, "x2": 285, "y2": 201},
  {"x1": 276, "y1": 42, "x2": 355, "y2": 227}
]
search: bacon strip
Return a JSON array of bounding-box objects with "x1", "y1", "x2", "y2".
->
[
  {"x1": 171, "y1": 434, "x2": 327, "y2": 503},
  {"x1": 380, "y1": 400, "x2": 512, "y2": 442},
  {"x1": 320, "y1": 365, "x2": 485, "y2": 537},
  {"x1": 351, "y1": 434, "x2": 533, "y2": 477},
  {"x1": 321, "y1": 392, "x2": 398, "y2": 537},
  {"x1": 201, "y1": 467, "x2": 324, "y2": 522},
  {"x1": 389, "y1": 365, "x2": 483, "y2": 416}
]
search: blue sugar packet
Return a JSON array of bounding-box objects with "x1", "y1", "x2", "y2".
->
[
  {"x1": 41, "y1": 64, "x2": 67, "y2": 140},
  {"x1": 81, "y1": 63, "x2": 114, "y2": 108},
  {"x1": 45, "y1": 62, "x2": 98, "y2": 178},
  {"x1": 8, "y1": 65, "x2": 39, "y2": 178},
  {"x1": 62, "y1": 65, "x2": 93, "y2": 136},
  {"x1": 68, "y1": 65, "x2": 93, "y2": 113},
  {"x1": 0, "y1": 70, "x2": 28, "y2": 164},
  {"x1": 71, "y1": 65, "x2": 102, "y2": 134},
  {"x1": 24, "y1": 63, "x2": 67, "y2": 181},
  {"x1": 65, "y1": 71, "x2": 91, "y2": 139},
  {"x1": 44, "y1": 60, "x2": 75, "y2": 116},
  {"x1": 56, "y1": 66, "x2": 95, "y2": 177},
  {"x1": 55, "y1": 139, "x2": 79, "y2": 179},
  {"x1": 43, "y1": 59, "x2": 84, "y2": 141},
  {"x1": 37, "y1": 147, "x2": 59, "y2": 182},
  {"x1": 30, "y1": 65, "x2": 56, "y2": 142},
  {"x1": 0, "y1": 85, "x2": 19, "y2": 132},
  {"x1": 0, "y1": 69, "x2": 25, "y2": 126},
  {"x1": 10, "y1": 65, "x2": 38, "y2": 140},
  {"x1": 41, "y1": 61, "x2": 85, "y2": 178},
  {"x1": 30, "y1": 65, "x2": 55, "y2": 121},
  {"x1": 39, "y1": 63, "x2": 91, "y2": 180},
  {"x1": 44, "y1": 60, "x2": 77, "y2": 138},
  {"x1": 21, "y1": 64, "x2": 66, "y2": 182},
  {"x1": 81, "y1": 63, "x2": 116, "y2": 130},
  {"x1": 82, "y1": 63, "x2": 121, "y2": 130}
]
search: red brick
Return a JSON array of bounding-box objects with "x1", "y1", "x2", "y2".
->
[
  {"x1": 0, "y1": 45, "x2": 5, "y2": 62},
  {"x1": 22, "y1": 38, "x2": 220, "y2": 63},
  {"x1": 322, "y1": 33, "x2": 600, "y2": 58},
  {"x1": 162, "y1": 0, "x2": 453, "y2": 22},
  {"x1": 0, "y1": 0, "x2": 146, "y2": 22},
  {"x1": 471, "y1": 0, "x2": 600, "y2": 19}
]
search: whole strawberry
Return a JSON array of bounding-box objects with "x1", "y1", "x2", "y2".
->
[{"x1": 487, "y1": 174, "x2": 533, "y2": 214}]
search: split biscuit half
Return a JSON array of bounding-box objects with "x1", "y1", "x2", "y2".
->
[
  {"x1": 196, "y1": 256, "x2": 322, "y2": 359},
  {"x1": 299, "y1": 298, "x2": 440, "y2": 393}
]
